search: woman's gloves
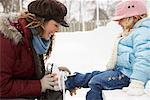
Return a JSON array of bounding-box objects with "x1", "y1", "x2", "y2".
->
[
  {"x1": 40, "y1": 73, "x2": 58, "y2": 92},
  {"x1": 41, "y1": 63, "x2": 71, "y2": 92},
  {"x1": 58, "y1": 66, "x2": 71, "y2": 75},
  {"x1": 123, "y1": 80, "x2": 145, "y2": 96}
]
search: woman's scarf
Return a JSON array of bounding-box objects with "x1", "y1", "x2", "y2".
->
[{"x1": 31, "y1": 28, "x2": 51, "y2": 55}]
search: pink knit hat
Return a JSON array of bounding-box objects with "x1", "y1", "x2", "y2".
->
[{"x1": 112, "y1": 0, "x2": 147, "y2": 21}]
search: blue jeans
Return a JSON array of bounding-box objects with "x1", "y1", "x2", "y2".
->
[{"x1": 65, "y1": 69, "x2": 130, "y2": 100}]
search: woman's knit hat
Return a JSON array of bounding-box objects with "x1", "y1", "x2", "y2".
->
[{"x1": 28, "y1": 0, "x2": 69, "y2": 27}]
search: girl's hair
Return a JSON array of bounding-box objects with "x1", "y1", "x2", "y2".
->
[
  {"x1": 133, "y1": 14, "x2": 147, "y2": 21},
  {"x1": 20, "y1": 11, "x2": 54, "y2": 59},
  {"x1": 122, "y1": 14, "x2": 147, "y2": 31}
]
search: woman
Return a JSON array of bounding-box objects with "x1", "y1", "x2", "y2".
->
[
  {"x1": 0, "y1": 0, "x2": 69, "y2": 99},
  {"x1": 65, "y1": 0, "x2": 150, "y2": 100}
]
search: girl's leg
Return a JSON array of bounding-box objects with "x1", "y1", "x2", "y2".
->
[
  {"x1": 65, "y1": 71, "x2": 102, "y2": 91},
  {"x1": 86, "y1": 70, "x2": 130, "y2": 100}
]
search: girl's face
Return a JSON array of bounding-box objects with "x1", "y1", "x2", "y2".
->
[
  {"x1": 118, "y1": 17, "x2": 135, "y2": 30},
  {"x1": 118, "y1": 18, "x2": 129, "y2": 28},
  {"x1": 42, "y1": 20, "x2": 60, "y2": 40}
]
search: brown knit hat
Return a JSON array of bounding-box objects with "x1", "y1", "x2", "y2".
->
[{"x1": 28, "y1": 0, "x2": 69, "y2": 27}]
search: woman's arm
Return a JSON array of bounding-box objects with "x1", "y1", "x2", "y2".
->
[{"x1": 0, "y1": 36, "x2": 41, "y2": 98}]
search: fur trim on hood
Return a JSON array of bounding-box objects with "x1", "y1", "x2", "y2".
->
[{"x1": 0, "y1": 13, "x2": 22, "y2": 44}]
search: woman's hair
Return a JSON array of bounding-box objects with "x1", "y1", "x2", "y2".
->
[
  {"x1": 20, "y1": 11, "x2": 54, "y2": 59},
  {"x1": 20, "y1": 11, "x2": 45, "y2": 35}
]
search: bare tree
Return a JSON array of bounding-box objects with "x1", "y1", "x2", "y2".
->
[
  {"x1": 0, "y1": 0, "x2": 20, "y2": 13},
  {"x1": 107, "y1": 0, "x2": 121, "y2": 18},
  {"x1": 93, "y1": 8, "x2": 108, "y2": 20},
  {"x1": 0, "y1": 0, "x2": 12, "y2": 13}
]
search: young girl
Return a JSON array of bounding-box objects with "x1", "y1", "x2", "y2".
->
[
  {"x1": 65, "y1": 0, "x2": 150, "y2": 100},
  {"x1": 0, "y1": 0, "x2": 69, "y2": 99}
]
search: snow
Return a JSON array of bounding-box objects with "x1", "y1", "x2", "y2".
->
[
  {"x1": 47, "y1": 21, "x2": 122, "y2": 73},
  {"x1": 103, "y1": 89, "x2": 150, "y2": 100}
]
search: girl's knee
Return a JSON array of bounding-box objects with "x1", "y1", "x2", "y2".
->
[{"x1": 88, "y1": 75, "x2": 104, "y2": 90}]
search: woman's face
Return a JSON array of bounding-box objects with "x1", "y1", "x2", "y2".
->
[{"x1": 42, "y1": 20, "x2": 60, "y2": 40}]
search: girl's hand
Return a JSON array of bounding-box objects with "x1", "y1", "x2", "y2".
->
[{"x1": 70, "y1": 87, "x2": 81, "y2": 96}]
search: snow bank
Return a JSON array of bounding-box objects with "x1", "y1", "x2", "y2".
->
[{"x1": 47, "y1": 21, "x2": 122, "y2": 73}]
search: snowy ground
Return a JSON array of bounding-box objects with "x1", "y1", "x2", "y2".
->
[{"x1": 47, "y1": 21, "x2": 150, "y2": 100}]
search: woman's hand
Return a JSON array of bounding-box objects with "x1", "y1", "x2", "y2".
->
[{"x1": 40, "y1": 73, "x2": 58, "y2": 92}]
